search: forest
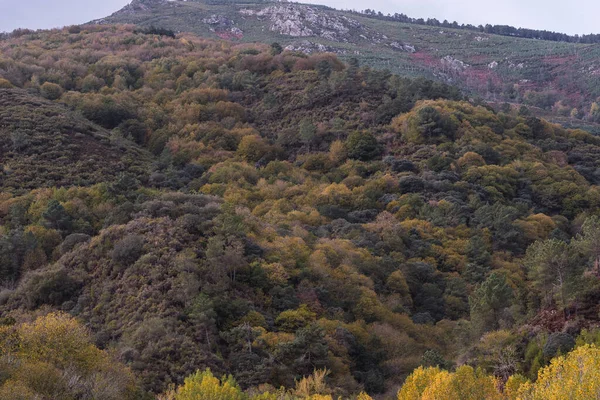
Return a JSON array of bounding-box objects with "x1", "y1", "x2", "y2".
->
[{"x1": 1, "y1": 24, "x2": 600, "y2": 399}]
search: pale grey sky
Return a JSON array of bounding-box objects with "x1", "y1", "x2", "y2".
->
[{"x1": 0, "y1": 0, "x2": 596, "y2": 35}]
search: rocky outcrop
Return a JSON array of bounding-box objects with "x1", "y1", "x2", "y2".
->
[
  {"x1": 389, "y1": 42, "x2": 416, "y2": 53},
  {"x1": 441, "y1": 55, "x2": 469, "y2": 71},
  {"x1": 284, "y1": 40, "x2": 330, "y2": 54},
  {"x1": 202, "y1": 14, "x2": 234, "y2": 26},
  {"x1": 202, "y1": 14, "x2": 243, "y2": 39},
  {"x1": 240, "y1": 4, "x2": 362, "y2": 42}
]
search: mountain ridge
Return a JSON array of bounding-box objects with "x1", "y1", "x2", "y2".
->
[{"x1": 96, "y1": 0, "x2": 600, "y2": 124}]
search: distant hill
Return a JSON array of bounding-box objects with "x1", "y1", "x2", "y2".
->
[
  {"x1": 0, "y1": 89, "x2": 150, "y2": 192},
  {"x1": 98, "y1": 0, "x2": 600, "y2": 117}
]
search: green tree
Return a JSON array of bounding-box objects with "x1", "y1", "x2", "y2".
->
[
  {"x1": 270, "y1": 42, "x2": 283, "y2": 56},
  {"x1": 345, "y1": 131, "x2": 380, "y2": 161},
  {"x1": 524, "y1": 239, "x2": 579, "y2": 315},
  {"x1": 40, "y1": 82, "x2": 63, "y2": 100},
  {"x1": 469, "y1": 272, "x2": 513, "y2": 333},
  {"x1": 42, "y1": 200, "x2": 72, "y2": 234},
  {"x1": 299, "y1": 119, "x2": 317, "y2": 149},
  {"x1": 573, "y1": 216, "x2": 600, "y2": 275}
]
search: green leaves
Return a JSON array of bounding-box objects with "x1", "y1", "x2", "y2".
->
[{"x1": 345, "y1": 131, "x2": 381, "y2": 161}]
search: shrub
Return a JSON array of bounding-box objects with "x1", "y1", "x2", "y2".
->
[
  {"x1": 169, "y1": 369, "x2": 244, "y2": 400},
  {"x1": 0, "y1": 78, "x2": 13, "y2": 88},
  {"x1": 237, "y1": 135, "x2": 270, "y2": 163},
  {"x1": 345, "y1": 131, "x2": 381, "y2": 161},
  {"x1": 40, "y1": 82, "x2": 63, "y2": 100},
  {"x1": 21, "y1": 267, "x2": 82, "y2": 309},
  {"x1": 58, "y1": 233, "x2": 91, "y2": 256},
  {"x1": 543, "y1": 332, "x2": 575, "y2": 359},
  {"x1": 112, "y1": 235, "x2": 145, "y2": 265}
]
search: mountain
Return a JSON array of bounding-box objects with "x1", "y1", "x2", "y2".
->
[
  {"x1": 99, "y1": 0, "x2": 600, "y2": 122},
  {"x1": 3, "y1": 20, "x2": 600, "y2": 400}
]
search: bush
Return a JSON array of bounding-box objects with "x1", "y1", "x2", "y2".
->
[
  {"x1": 21, "y1": 267, "x2": 82, "y2": 309},
  {"x1": 67, "y1": 25, "x2": 81, "y2": 34},
  {"x1": 399, "y1": 176, "x2": 425, "y2": 193},
  {"x1": 237, "y1": 135, "x2": 270, "y2": 163},
  {"x1": 118, "y1": 119, "x2": 148, "y2": 145},
  {"x1": 0, "y1": 78, "x2": 13, "y2": 88},
  {"x1": 164, "y1": 369, "x2": 244, "y2": 400},
  {"x1": 345, "y1": 131, "x2": 381, "y2": 161},
  {"x1": 40, "y1": 82, "x2": 63, "y2": 100},
  {"x1": 543, "y1": 332, "x2": 575, "y2": 359},
  {"x1": 58, "y1": 233, "x2": 91, "y2": 256},
  {"x1": 112, "y1": 235, "x2": 145, "y2": 265},
  {"x1": 78, "y1": 95, "x2": 135, "y2": 129}
]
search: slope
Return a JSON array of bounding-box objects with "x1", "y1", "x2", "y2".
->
[
  {"x1": 0, "y1": 88, "x2": 150, "y2": 192},
  {"x1": 98, "y1": 0, "x2": 600, "y2": 117},
  {"x1": 2, "y1": 24, "x2": 600, "y2": 398}
]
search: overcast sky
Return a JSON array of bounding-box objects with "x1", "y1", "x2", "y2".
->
[{"x1": 0, "y1": 0, "x2": 596, "y2": 35}]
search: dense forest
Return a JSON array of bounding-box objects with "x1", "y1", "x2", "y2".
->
[{"x1": 2, "y1": 24, "x2": 600, "y2": 399}]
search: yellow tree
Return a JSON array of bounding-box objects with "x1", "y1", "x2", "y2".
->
[
  {"x1": 397, "y1": 366, "x2": 443, "y2": 400},
  {"x1": 516, "y1": 345, "x2": 600, "y2": 400},
  {"x1": 0, "y1": 312, "x2": 139, "y2": 399},
  {"x1": 397, "y1": 366, "x2": 502, "y2": 400},
  {"x1": 171, "y1": 369, "x2": 245, "y2": 400},
  {"x1": 420, "y1": 366, "x2": 501, "y2": 400}
]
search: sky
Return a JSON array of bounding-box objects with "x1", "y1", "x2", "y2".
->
[{"x1": 0, "y1": 0, "x2": 597, "y2": 35}]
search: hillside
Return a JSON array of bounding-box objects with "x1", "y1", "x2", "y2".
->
[
  {"x1": 2, "y1": 24, "x2": 600, "y2": 399},
  {"x1": 0, "y1": 88, "x2": 150, "y2": 192},
  {"x1": 98, "y1": 0, "x2": 600, "y2": 121}
]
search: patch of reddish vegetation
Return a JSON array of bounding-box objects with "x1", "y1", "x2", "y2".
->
[
  {"x1": 528, "y1": 308, "x2": 567, "y2": 332},
  {"x1": 464, "y1": 68, "x2": 498, "y2": 85},
  {"x1": 215, "y1": 31, "x2": 243, "y2": 40},
  {"x1": 527, "y1": 299, "x2": 600, "y2": 334},
  {"x1": 410, "y1": 51, "x2": 439, "y2": 67}
]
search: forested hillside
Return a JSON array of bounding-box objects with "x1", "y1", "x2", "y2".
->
[
  {"x1": 2, "y1": 24, "x2": 600, "y2": 399},
  {"x1": 97, "y1": 0, "x2": 600, "y2": 126}
]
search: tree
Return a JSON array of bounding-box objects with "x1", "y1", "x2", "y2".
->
[
  {"x1": 42, "y1": 200, "x2": 72, "y2": 234},
  {"x1": 589, "y1": 102, "x2": 600, "y2": 123},
  {"x1": 270, "y1": 42, "x2": 283, "y2": 56},
  {"x1": 40, "y1": 82, "x2": 63, "y2": 100},
  {"x1": 397, "y1": 366, "x2": 501, "y2": 400},
  {"x1": 469, "y1": 272, "x2": 513, "y2": 333},
  {"x1": 118, "y1": 119, "x2": 147, "y2": 145},
  {"x1": 516, "y1": 345, "x2": 600, "y2": 400},
  {"x1": 112, "y1": 235, "x2": 145, "y2": 266},
  {"x1": 524, "y1": 239, "x2": 579, "y2": 315},
  {"x1": 275, "y1": 304, "x2": 316, "y2": 333},
  {"x1": 237, "y1": 135, "x2": 270, "y2": 163},
  {"x1": 518, "y1": 105, "x2": 531, "y2": 117},
  {"x1": 397, "y1": 366, "x2": 442, "y2": 400},
  {"x1": 345, "y1": 131, "x2": 380, "y2": 161},
  {"x1": 573, "y1": 215, "x2": 600, "y2": 276},
  {"x1": 168, "y1": 369, "x2": 244, "y2": 400},
  {"x1": 317, "y1": 60, "x2": 332, "y2": 79},
  {"x1": 409, "y1": 105, "x2": 456, "y2": 144},
  {"x1": 0, "y1": 313, "x2": 140, "y2": 399},
  {"x1": 299, "y1": 119, "x2": 317, "y2": 149},
  {"x1": 542, "y1": 332, "x2": 575, "y2": 359}
]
